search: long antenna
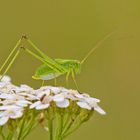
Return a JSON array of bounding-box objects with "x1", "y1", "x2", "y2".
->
[{"x1": 81, "y1": 31, "x2": 116, "y2": 64}]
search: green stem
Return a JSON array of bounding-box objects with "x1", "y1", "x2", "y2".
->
[
  {"x1": 57, "y1": 114, "x2": 63, "y2": 140},
  {"x1": 7, "y1": 130, "x2": 14, "y2": 140},
  {"x1": 62, "y1": 107, "x2": 80, "y2": 137},
  {"x1": 60, "y1": 115, "x2": 63, "y2": 135},
  {"x1": 20, "y1": 122, "x2": 36, "y2": 140},
  {"x1": 17, "y1": 117, "x2": 26, "y2": 140},
  {"x1": 1, "y1": 132, "x2": 6, "y2": 140},
  {"x1": 62, "y1": 122, "x2": 83, "y2": 139},
  {"x1": 0, "y1": 39, "x2": 21, "y2": 73},
  {"x1": 0, "y1": 127, "x2": 6, "y2": 140},
  {"x1": 49, "y1": 119, "x2": 53, "y2": 140},
  {"x1": 47, "y1": 107, "x2": 54, "y2": 140},
  {"x1": 20, "y1": 113, "x2": 37, "y2": 140},
  {"x1": 62, "y1": 113, "x2": 70, "y2": 130},
  {"x1": 62, "y1": 118, "x2": 74, "y2": 136}
]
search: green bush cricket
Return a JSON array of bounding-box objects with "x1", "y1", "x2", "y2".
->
[{"x1": 0, "y1": 32, "x2": 114, "y2": 88}]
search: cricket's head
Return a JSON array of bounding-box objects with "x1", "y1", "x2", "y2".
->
[
  {"x1": 69, "y1": 60, "x2": 81, "y2": 74},
  {"x1": 55, "y1": 59, "x2": 81, "y2": 74}
]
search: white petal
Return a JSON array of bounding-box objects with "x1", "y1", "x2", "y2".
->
[
  {"x1": 10, "y1": 110, "x2": 23, "y2": 119},
  {"x1": 0, "y1": 100, "x2": 14, "y2": 105},
  {"x1": 0, "y1": 75, "x2": 11, "y2": 82},
  {"x1": 82, "y1": 93, "x2": 90, "y2": 98},
  {"x1": 53, "y1": 94, "x2": 64, "y2": 102},
  {"x1": 0, "y1": 116, "x2": 9, "y2": 126},
  {"x1": 0, "y1": 94, "x2": 13, "y2": 99},
  {"x1": 18, "y1": 93, "x2": 38, "y2": 100},
  {"x1": 77, "y1": 101, "x2": 91, "y2": 110},
  {"x1": 0, "y1": 82, "x2": 6, "y2": 87},
  {"x1": 50, "y1": 87, "x2": 61, "y2": 94},
  {"x1": 0, "y1": 112, "x2": 5, "y2": 117},
  {"x1": 56, "y1": 99, "x2": 69, "y2": 108},
  {"x1": 87, "y1": 97, "x2": 100, "y2": 103},
  {"x1": 36, "y1": 104, "x2": 50, "y2": 110},
  {"x1": 20, "y1": 84, "x2": 33, "y2": 90},
  {"x1": 16, "y1": 100, "x2": 32, "y2": 107},
  {"x1": 67, "y1": 94, "x2": 77, "y2": 100},
  {"x1": 94, "y1": 106, "x2": 106, "y2": 115},
  {"x1": 0, "y1": 105, "x2": 21, "y2": 110},
  {"x1": 75, "y1": 94, "x2": 84, "y2": 99},
  {"x1": 30, "y1": 101, "x2": 41, "y2": 109}
]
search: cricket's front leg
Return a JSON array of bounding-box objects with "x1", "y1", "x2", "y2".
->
[{"x1": 65, "y1": 71, "x2": 70, "y2": 87}]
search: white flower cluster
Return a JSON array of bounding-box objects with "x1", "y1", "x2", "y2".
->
[{"x1": 0, "y1": 76, "x2": 106, "y2": 126}]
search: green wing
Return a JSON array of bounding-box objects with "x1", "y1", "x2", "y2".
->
[{"x1": 32, "y1": 64, "x2": 62, "y2": 80}]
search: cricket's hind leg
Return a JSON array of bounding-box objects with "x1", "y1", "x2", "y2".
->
[
  {"x1": 0, "y1": 38, "x2": 22, "y2": 74},
  {"x1": 0, "y1": 39, "x2": 23, "y2": 81},
  {"x1": 0, "y1": 48, "x2": 22, "y2": 81}
]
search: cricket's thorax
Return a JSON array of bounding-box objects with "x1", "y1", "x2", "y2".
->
[{"x1": 55, "y1": 59, "x2": 81, "y2": 74}]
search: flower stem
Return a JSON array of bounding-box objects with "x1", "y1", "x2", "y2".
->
[
  {"x1": 17, "y1": 117, "x2": 26, "y2": 140},
  {"x1": 49, "y1": 119, "x2": 53, "y2": 140},
  {"x1": 62, "y1": 122, "x2": 83, "y2": 139},
  {"x1": 57, "y1": 114, "x2": 63, "y2": 140},
  {"x1": 0, "y1": 127, "x2": 6, "y2": 140}
]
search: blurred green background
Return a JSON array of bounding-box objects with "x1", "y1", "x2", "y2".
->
[{"x1": 0, "y1": 0, "x2": 140, "y2": 140}]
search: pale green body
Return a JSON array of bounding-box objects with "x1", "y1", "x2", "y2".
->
[{"x1": 33, "y1": 59, "x2": 81, "y2": 80}]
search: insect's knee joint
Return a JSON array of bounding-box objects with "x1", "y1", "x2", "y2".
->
[
  {"x1": 20, "y1": 46, "x2": 26, "y2": 50},
  {"x1": 21, "y1": 34, "x2": 28, "y2": 40}
]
